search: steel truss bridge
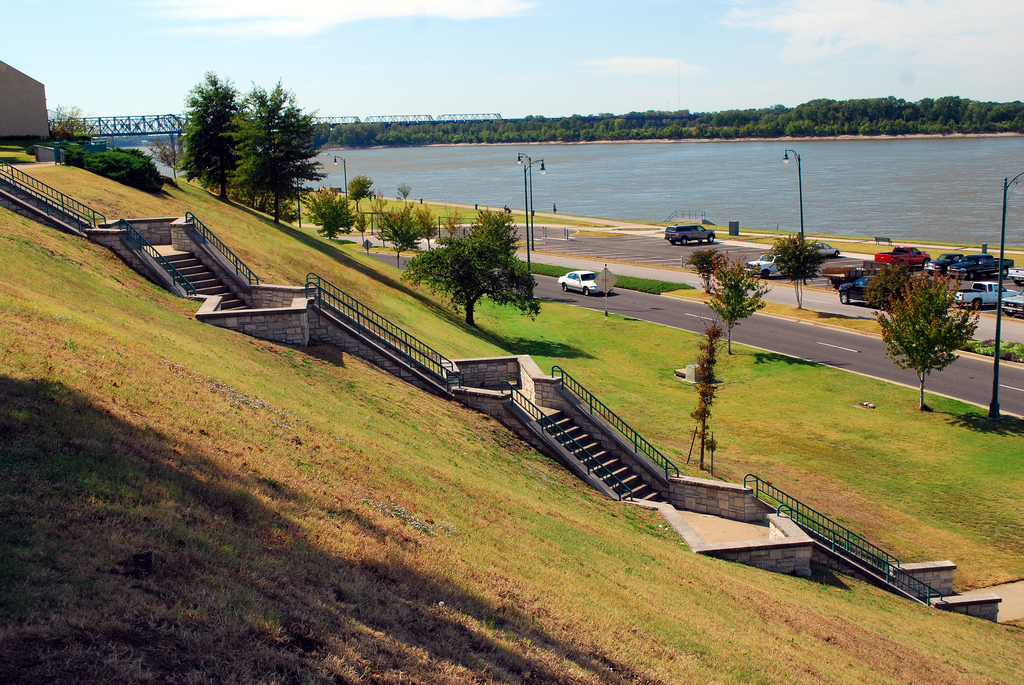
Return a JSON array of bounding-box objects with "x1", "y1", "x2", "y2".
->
[{"x1": 60, "y1": 113, "x2": 503, "y2": 137}]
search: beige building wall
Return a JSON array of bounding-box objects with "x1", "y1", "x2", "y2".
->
[{"x1": 0, "y1": 60, "x2": 48, "y2": 138}]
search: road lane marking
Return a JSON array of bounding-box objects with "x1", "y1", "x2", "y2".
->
[
  {"x1": 1000, "y1": 384, "x2": 1024, "y2": 393},
  {"x1": 817, "y1": 341, "x2": 860, "y2": 353},
  {"x1": 685, "y1": 313, "x2": 712, "y2": 321}
]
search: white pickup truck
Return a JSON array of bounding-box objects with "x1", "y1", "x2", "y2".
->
[
  {"x1": 746, "y1": 254, "x2": 780, "y2": 279},
  {"x1": 954, "y1": 282, "x2": 1018, "y2": 310},
  {"x1": 1008, "y1": 266, "x2": 1024, "y2": 286}
]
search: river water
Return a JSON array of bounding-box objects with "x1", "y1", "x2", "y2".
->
[{"x1": 315, "y1": 137, "x2": 1024, "y2": 246}]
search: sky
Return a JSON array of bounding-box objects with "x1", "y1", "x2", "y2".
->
[{"x1": 6, "y1": 0, "x2": 1024, "y2": 120}]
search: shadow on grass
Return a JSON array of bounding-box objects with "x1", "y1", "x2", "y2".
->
[
  {"x1": 942, "y1": 410, "x2": 1024, "y2": 436},
  {"x1": 752, "y1": 351, "x2": 820, "y2": 367},
  {"x1": 496, "y1": 337, "x2": 595, "y2": 360},
  {"x1": 0, "y1": 375, "x2": 658, "y2": 684},
  {"x1": 808, "y1": 562, "x2": 852, "y2": 590}
]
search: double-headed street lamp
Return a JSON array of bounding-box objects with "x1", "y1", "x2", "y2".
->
[
  {"x1": 517, "y1": 152, "x2": 546, "y2": 271},
  {"x1": 333, "y1": 156, "x2": 347, "y2": 195},
  {"x1": 988, "y1": 170, "x2": 1024, "y2": 420},
  {"x1": 783, "y1": 149, "x2": 805, "y2": 240}
]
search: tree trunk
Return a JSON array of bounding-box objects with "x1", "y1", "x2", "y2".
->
[
  {"x1": 794, "y1": 282, "x2": 803, "y2": 309},
  {"x1": 919, "y1": 373, "x2": 926, "y2": 411},
  {"x1": 465, "y1": 298, "x2": 477, "y2": 326},
  {"x1": 219, "y1": 167, "x2": 227, "y2": 199},
  {"x1": 395, "y1": 250, "x2": 401, "y2": 267},
  {"x1": 727, "y1": 327, "x2": 733, "y2": 355},
  {"x1": 273, "y1": 192, "x2": 280, "y2": 224}
]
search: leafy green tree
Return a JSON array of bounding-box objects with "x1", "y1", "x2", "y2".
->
[
  {"x1": 181, "y1": 73, "x2": 239, "y2": 199},
  {"x1": 769, "y1": 235, "x2": 827, "y2": 309},
  {"x1": 377, "y1": 205, "x2": 422, "y2": 266},
  {"x1": 353, "y1": 212, "x2": 368, "y2": 240},
  {"x1": 707, "y1": 257, "x2": 770, "y2": 354},
  {"x1": 347, "y1": 175, "x2": 374, "y2": 212},
  {"x1": 686, "y1": 248, "x2": 723, "y2": 293},
  {"x1": 397, "y1": 183, "x2": 412, "y2": 201},
  {"x1": 441, "y1": 209, "x2": 464, "y2": 238},
  {"x1": 305, "y1": 188, "x2": 355, "y2": 239},
  {"x1": 404, "y1": 210, "x2": 540, "y2": 326},
  {"x1": 232, "y1": 81, "x2": 324, "y2": 224},
  {"x1": 413, "y1": 205, "x2": 438, "y2": 248},
  {"x1": 865, "y1": 262, "x2": 913, "y2": 310},
  {"x1": 876, "y1": 275, "x2": 978, "y2": 411}
]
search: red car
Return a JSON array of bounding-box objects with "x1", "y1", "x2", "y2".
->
[{"x1": 874, "y1": 246, "x2": 931, "y2": 267}]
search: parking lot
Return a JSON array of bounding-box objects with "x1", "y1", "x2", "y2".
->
[{"x1": 527, "y1": 230, "x2": 865, "y2": 290}]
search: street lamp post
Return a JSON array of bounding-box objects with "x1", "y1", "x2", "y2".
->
[
  {"x1": 516, "y1": 153, "x2": 546, "y2": 271},
  {"x1": 783, "y1": 149, "x2": 805, "y2": 240},
  {"x1": 333, "y1": 156, "x2": 347, "y2": 195},
  {"x1": 988, "y1": 171, "x2": 1024, "y2": 419}
]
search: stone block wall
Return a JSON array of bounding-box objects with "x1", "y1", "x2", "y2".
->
[
  {"x1": 0, "y1": 187, "x2": 82, "y2": 234},
  {"x1": 935, "y1": 593, "x2": 1001, "y2": 622},
  {"x1": 102, "y1": 217, "x2": 176, "y2": 245},
  {"x1": 251, "y1": 285, "x2": 308, "y2": 309},
  {"x1": 689, "y1": 515, "x2": 812, "y2": 577},
  {"x1": 900, "y1": 561, "x2": 956, "y2": 596},
  {"x1": 197, "y1": 297, "x2": 309, "y2": 345},
  {"x1": 518, "y1": 355, "x2": 564, "y2": 408},
  {"x1": 451, "y1": 356, "x2": 521, "y2": 390},
  {"x1": 86, "y1": 228, "x2": 184, "y2": 295},
  {"x1": 666, "y1": 476, "x2": 774, "y2": 522},
  {"x1": 170, "y1": 221, "x2": 253, "y2": 305}
]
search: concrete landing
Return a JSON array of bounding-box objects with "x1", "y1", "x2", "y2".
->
[
  {"x1": 679, "y1": 510, "x2": 769, "y2": 543},
  {"x1": 985, "y1": 580, "x2": 1024, "y2": 622}
]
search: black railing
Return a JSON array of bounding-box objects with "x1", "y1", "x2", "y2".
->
[
  {"x1": 120, "y1": 219, "x2": 196, "y2": 296},
  {"x1": 0, "y1": 159, "x2": 105, "y2": 229}
]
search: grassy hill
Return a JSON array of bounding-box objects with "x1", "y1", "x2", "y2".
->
[{"x1": 1, "y1": 168, "x2": 1022, "y2": 682}]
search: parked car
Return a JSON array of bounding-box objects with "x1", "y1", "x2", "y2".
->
[
  {"x1": 664, "y1": 224, "x2": 715, "y2": 245},
  {"x1": 557, "y1": 270, "x2": 608, "y2": 296},
  {"x1": 954, "y1": 282, "x2": 1017, "y2": 310},
  {"x1": 874, "y1": 246, "x2": 931, "y2": 267},
  {"x1": 746, "y1": 254, "x2": 779, "y2": 279},
  {"x1": 947, "y1": 254, "x2": 1015, "y2": 281},
  {"x1": 812, "y1": 242, "x2": 841, "y2": 258},
  {"x1": 1002, "y1": 292, "x2": 1024, "y2": 318},
  {"x1": 838, "y1": 276, "x2": 873, "y2": 305},
  {"x1": 1008, "y1": 265, "x2": 1024, "y2": 286},
  {"x1": 924, "y1": 253, "x2": 965, "y2": 274}
]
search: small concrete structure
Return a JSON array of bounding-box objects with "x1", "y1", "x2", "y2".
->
[{"x1": 0, "y1": 60, "x2": 48, "y2": 138}]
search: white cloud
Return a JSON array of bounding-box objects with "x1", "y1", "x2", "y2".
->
[
  {"x1": 584, "y1": 57, "x2": 704, "y2": 76},
  {"x1": 155, "y1": 0, "x2": 534, "y2": 38},
  {"x1": 725, "y1": 0, "x2": 1024, "y2": 66}
]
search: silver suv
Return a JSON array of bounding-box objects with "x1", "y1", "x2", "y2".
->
[{"x1": 665, "y1": 224, "x2": 715, "y2": 245}]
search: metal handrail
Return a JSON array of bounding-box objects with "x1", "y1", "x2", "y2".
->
[
  {"x1": 304, "y1": 273, "x2": 461, "y2": 391},
  {"x1": 0, "y1": 159, "x2": 105, "y2": 228},
  {"x1": 184, "y1": 212, "x2": 259, "y2": 286},
  {"x1": 551, "y1": 365, "x2": 679, "y2": 479},
  {"x1": 120, "y1": 219, "x2": 197, "y2": 296},
  {"x1": 501, "y1": 381, "x2": 634, "y2": 501},
  {"x1": 748, "y1": 475, "x2": 944, "y2": 605}
]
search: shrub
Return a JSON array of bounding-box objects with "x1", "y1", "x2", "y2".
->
[
  {"x1": 83, "y1": 148, "x2": 162, "y2": 192},
  {"x1": 61, "y1": 145, "x2": 88, "y2": 168}
]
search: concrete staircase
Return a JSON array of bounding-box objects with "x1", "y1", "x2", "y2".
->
[
  {"x1": 162, "y1": 250, "x2": 246, "y2": 310},
  {"x1": 540, "y1": 407, "x2": 662, "y2": 502}
]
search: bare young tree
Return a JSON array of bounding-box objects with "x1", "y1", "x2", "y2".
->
[
  {"x1": 690, "y1": 323, "x2": 723, "y2": 471},
  {"x1": 150, "y1": 138, "x2": 184, "y2": 178}
]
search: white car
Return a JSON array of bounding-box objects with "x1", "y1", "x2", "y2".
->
[
  {"x1": 813, "y1": 242, "x2": 841, "y2": 258},
  {"x1": 558, "y1": 270, "x2": 607, "y2": 296},
  {"x1": 746, "y1": 254, "x2": 780, "y2": 279}
]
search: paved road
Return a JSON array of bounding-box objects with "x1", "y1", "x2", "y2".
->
[
  {"x1": 365, "y1": 250, "x2": 1024, "y2": 417},
  {"x1": 525, "y1": 231, "x2": 1024, "y2": 344},
  {"x1": 533, "y1": 275, "x2": 1024, "y2": 417}
]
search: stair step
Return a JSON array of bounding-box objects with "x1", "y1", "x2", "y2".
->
[{"x1": 198, "y1": 286, "x2": 231, "y2": 296}]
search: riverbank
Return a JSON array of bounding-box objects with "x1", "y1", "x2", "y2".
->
[{"x1": 322, "y1": 131, "x2": 1024, "y2": 152}]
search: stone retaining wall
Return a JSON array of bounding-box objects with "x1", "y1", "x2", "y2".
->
[
  {"x1": 86, "y1": 228, "x2": 186, "y2": 296},
  {"x1": 666, "y1": 475, "x2": 774, "y2": 522},
  {"x1": 935, "y1": 593, "x2": 1001, "y2": 622},
  {"x1": 901, "y1": 560, "x2": 957, "y2": 597},
  {"x1": 451, "y1": 356, "x2": 521, "y2": 390},
  {"x1": 0, "y1": 186, "x2": 81, "y2": 234},
  {"x1": 196, "y1": 296, "x2": 308, "y2": 345},
  {"x1": 250, "y1": 285, "x2": 307, "y2": 309},
  {"x1": 101, "y1": 217, "x2": 175, "y2": 245}
]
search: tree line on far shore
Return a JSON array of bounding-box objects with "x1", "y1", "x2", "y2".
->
[{"x1": 325, "y1": 96, "x2": 1024, "y2": 148}]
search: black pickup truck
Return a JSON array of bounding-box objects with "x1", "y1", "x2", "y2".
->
[
  {"x1": 946, "y1": 254, "x2": 1015, "y2": 281},
  {"x1": 665, "y1": 224, "x2": 715, "y2": 245}
]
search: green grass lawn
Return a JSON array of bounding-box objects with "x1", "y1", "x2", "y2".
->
[{"x1": 1, "y1": 167, "x2": 1022, "y2": 682}]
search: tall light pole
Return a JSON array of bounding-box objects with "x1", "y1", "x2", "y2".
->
[
  {"x1": 988, "y1": 170, "x2": 1024, "y2": 419},
  {"x1": 783, "y1": 149, "x2": 805, "y2": 240},
  {"x1": 517, "y1": 153, "x2": 546, "y2": 271},
  {"x1": 333, "y1": 156, "x2": 347, "y2": 195}
]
